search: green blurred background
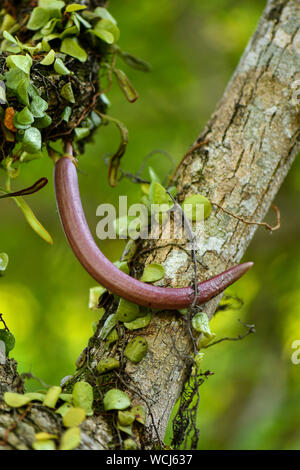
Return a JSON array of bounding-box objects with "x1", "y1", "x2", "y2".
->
[{"x1": 1, "y1": 0, "x2": 300, "y2": 450}]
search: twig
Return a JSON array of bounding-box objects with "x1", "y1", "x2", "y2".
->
[
  {"x1": 203, "y1": 320, "x2": 256, "y2": 349},
  {"x1": 135, "y1": 242, "x2": 188, "y2": 258},
  {"x1": 19, "y1": 372, "x2": 51, "y2": 389},
  {"x1": 213, "y1": 202, "x2": 281, "y2": 232},
  {"x1": 136, "y1": 149, "x2": 175, "y2": 184},
  {"x1": 0, "y1": 313, "x2": 9, "y2": 331}
]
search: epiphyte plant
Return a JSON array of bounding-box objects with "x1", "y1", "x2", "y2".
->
[{"x1": 0, "y1": 1, "x2": 253, "y2": 310}]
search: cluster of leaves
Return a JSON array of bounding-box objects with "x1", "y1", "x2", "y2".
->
[
  {"x1": 113, "y1": 166, "x2": 212, "y2": 240},
  {"x1": 0, "y1": 1, "x2": 149, "y2": 242},
  {"x1": 89, "y1": 258, "x2": 167, "y2": 347},
  {"x1": 0, "y1": 2, "x2": 119, "y2": 162},
  {"x1": 4, "y1": 380, "x2": 93, "y2": 450},
  {"x1": 3, "y1": 373, "x2": 145, "y2": 450}
]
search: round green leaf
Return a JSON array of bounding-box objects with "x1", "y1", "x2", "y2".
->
[
  {"x1": 90, "y1": 26, "x2": 114, "y2": 44},
  {"x1": 63, "y1": 407, "x2": 86, "y2": 427},
  {"x1": 34, "y1": 114, "x2": 52, "y2": 129},
  {"x1": 72, "y1": 382, "x2": 93, "y2": 416},
  {"x1": 43, "y1": 385, "x2": 62, "y2": 408},
  {"x1": 30, "y1": 95, "x2": 48, "y2": 118},
  {"x1": 103, "y1": 389, "x2": 131, "y2": 411},
  {"x1": 141, "y1": 263, "x2": 165, "y2": 283},
  {"x1": 124, "y1": 337, "x2": 148, "y2": 364},
  {"x1": 94, "y1": 7, "x2": 117, "y2": 24},
  {"x1": 27, "y1": 7, "x2": 50, "y2": 31},
  {"x1": 113, "y1": 261, "x2": 129, "y2": 274},
  {"x1": 93, "y1": 19, "x2": 120, "y2": 43},
  {"x1": 6, "y1": 54, "x2": 32, "y2": 75},
  {"x1": 74, "y1": 127, "x2": 90, "y2": 140},
  {"x1": 56, "y1": 402, "x2": 72, "y2": 417},
  {"x1": 14, "y1": 107, "x2": 34, "y2": 127},
  {"x1": 118, "y1": 410, "x2": 135, "y2": 426},
  {"x1": 39, "y1": 0, "x2": 65, "y2": 16},
  {"x1": 59, "y1": 427, "x2": 81, "y2": 451},
  {"x1": 60, "y1": 37, "x2": 87, "y2": 62},
  {"x1": 61, "y1": 106, "x2": 72, "y2": 122},
  {"x1": 22, "y1": 127, "x2": 42, "y2": 153},
  {"x1": 105, "y1": 328, "x2": 119, "y2": 349},
  {"x1": 116, "y1": 298, "x2": 140, "y2": 323},
  {"x1": 181, "y1": 194, "x2": 212, "y2": 221},
  {"x1": 33, "y1": 440, "x2": 56, "y2": 450},
  {"x1": 4, "y1": 392, "x2": 32, "y2": 408}
]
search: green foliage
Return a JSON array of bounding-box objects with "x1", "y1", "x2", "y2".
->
[
  {"x1": 59, "y1": 427, "x2": 81, "y2": 450},
  {"x1": 62, "y1": 407, "x2": 86, "y2": 427},
  {"x1": 72, "y1": 381, "x2": 93, "y2": 416},
  {"x1": 97, "y1": 357, "x2": 120, "y2": 374},
  {"x1": 0, "y1": 1, "x2": 147, "y2": 240},
  {"x1": 124, "y1": 336, "x2": 148, "y2": 364},
  {"x1": 124, "y1": 312, "x2": 152, "y2": 330},
  {"x1": 116, "y1": 298, "x2": 140, "y2": 322},
  {"x1": 141, "y1": 263, "x2": 165, "y2": 283},
  {"x1": 181, "y1": 194, "x2": 212, "y2": 221},
  {"x1": 103, "y1": 388, "x2": 131, "y2": 411}
]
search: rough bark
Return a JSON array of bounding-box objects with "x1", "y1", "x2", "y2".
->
[{"x1": 1, "y1": 0, "x2": 300, "y2": 450}]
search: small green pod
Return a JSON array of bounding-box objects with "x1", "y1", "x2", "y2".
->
[{"x1": 124, "y1": 337, "x2": 148, "y2": 364}]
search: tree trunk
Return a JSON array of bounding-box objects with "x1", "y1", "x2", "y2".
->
[{"x1": 1, "y1": 0, "x2": 300, "y2": 450}]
